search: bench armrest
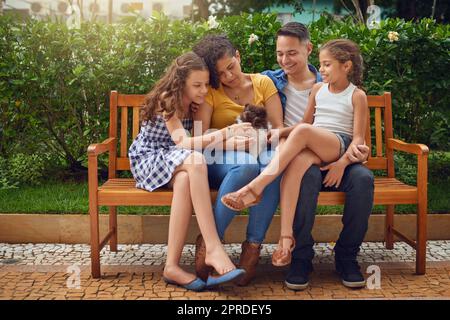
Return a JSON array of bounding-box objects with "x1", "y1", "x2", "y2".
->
[
  {"x1": 87, "y1": 137, "x2": 116, "y2": 156},
  {"x1": 387, "y1": 138, "x2": 428, "y2": 194},
  {"x1": 387, "y1": 138, "x2": 429, "y2": 156}
]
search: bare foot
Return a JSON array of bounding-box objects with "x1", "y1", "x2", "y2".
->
[
  {"x1": 204, "y1": 245, "x2": 236, "y2": 275},
  {"x1": 163, "y1": 264, "x2": 197, "y2": 285}
]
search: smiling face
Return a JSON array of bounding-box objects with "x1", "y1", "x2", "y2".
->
[
  {"x1": 318, "y1": 49, "x2": 352, "y2": 84},
  {"x1": 276, "y1": 35, "x2": 312, "y2": 76},
  {"x1": 183, "y1": 69, "x2": 210, "y2": 105},
  {"x1": 215, "y1": 51, "x2": 243, "y2": 88}
]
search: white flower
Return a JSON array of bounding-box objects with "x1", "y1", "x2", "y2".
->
[
  {"x1": 207, "y1": 15, "x2": 219, "y2": 29},
  {"x1": 388, "y1": 31, "x2": 399, "y2": 42},
  {"x1": 248, "y1": 33, "x2": 259, "y2": 45}
]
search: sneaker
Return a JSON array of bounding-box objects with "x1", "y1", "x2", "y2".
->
[
  {"x1": 335, "y1": 259, "x2": 366, "y2": 288},
  {"x1": 284, "y1": 260, "x2": 313, "y2": 291}
]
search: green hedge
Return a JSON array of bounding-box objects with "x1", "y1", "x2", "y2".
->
[{"x1": 0, "y1": 13, "x2": 449, "y2": 186}]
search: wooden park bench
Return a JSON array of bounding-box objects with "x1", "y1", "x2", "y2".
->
[{"x1": 88, "y1": 90, "x2": 429, "y2": 278}]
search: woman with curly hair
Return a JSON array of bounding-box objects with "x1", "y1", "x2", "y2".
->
[{"x1": 192, "y1": 35, "x2": 284, "y2": 286}]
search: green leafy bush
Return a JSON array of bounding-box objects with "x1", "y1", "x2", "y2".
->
[
  {"x1": 0, "y1": 13, "x2": 448, "y2": 178},
  {"x1": 0, "y1": 153, "x2": 47, "y2": 189}
]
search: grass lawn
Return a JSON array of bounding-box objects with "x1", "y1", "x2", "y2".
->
[{"x1": 0, "y1": 179, "x2": 448, "y2": 215}]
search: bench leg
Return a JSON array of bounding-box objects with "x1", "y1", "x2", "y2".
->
[
  {"x1": 90, "y1": 204, "x2": 101, "y2": 279},
  {"x1": 416, "y1": 202, "x2": 427, "y2": 275},
  {"x1": 109, "y1": 206, "x2": 118, "y2": 252},
  {"x1": 385, "y1": 205, "x2": 394, "y2": 250}
]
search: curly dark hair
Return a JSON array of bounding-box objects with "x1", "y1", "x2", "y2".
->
[
  {"x1": 140, "y1": 52, "x2": 208, "y2": 123},
  {"x1": 192, "y1": 35, "x2": 236, "y2": 89},
  {"x1": 320, "y1": 39, "x2": 364, "y2": 88},
  {"x1": 238, "y1": 104, "x2": 268, "y2": 129}
]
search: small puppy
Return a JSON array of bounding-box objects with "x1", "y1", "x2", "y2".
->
[
  {"x1": 238, "y1": 104, "x2": 269, "y2": 130},
  {"x1": 237, "y1": 104, "x2": 271, "y2": 158}
]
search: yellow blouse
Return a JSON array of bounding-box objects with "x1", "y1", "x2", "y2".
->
[{"x1": 205, "y1": 73, "x2": 278, "y2": 129}]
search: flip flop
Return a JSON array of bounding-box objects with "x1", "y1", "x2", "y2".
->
[
  {"x1": 163, "y1": 276, "x2": 206, "y2": 291},
  {"x1": 205, "y1": 268, "x2": 246, "y2": 288}
]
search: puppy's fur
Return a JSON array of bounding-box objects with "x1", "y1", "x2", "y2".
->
[{"x1": 237, "y1": 104, "x2": 268, "y2": 129}]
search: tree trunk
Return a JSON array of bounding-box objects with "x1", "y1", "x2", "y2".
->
[{"x1": 192, "y1": 0, "x2": 209, "y2": 20}]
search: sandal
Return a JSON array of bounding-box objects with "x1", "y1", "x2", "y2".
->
[
  {"x1": 272, "y1": 235, "x2": 296, "y2": 267},
  {"x1": 221, "y1": 186, "x2": 262, "y2": 212}
]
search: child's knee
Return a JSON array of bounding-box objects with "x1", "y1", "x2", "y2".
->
[
  {"x1": 292, "y1": 123, "x2": 313, "y2": 137},
  {"x1": 173, "y1": 171, "x2": 190, "y2": 190}
]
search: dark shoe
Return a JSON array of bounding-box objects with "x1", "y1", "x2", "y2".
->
[
  {"x1": 285, "y1": 259, "x2": 313, "y2": 291},
  {"x1": 235, "y1": 241, "x2": 261, "y2": 286},
  {"x1": 335, "y1": 259, "x2": 366, "y2": 288},
  {"x1": 194, "y1": 234, "x2": 213, "y2": 281},
  {"x1": 163, "y1": 276, "x2": 206, "y2": 292}
]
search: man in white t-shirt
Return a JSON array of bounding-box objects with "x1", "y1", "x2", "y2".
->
[{"x1": 262, "y1": 22, "x2": 374, "y2": 290}]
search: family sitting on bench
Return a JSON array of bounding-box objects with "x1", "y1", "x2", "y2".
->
[{"x1": 128, "y1": 22, "x2": 373, "y2": 292}]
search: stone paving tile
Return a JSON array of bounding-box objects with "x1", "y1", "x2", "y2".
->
[
  {"x1": 1, "y1": 241, "x2": 449, "y2": 266},
  {"x1": 0, "y1": 241, "x2": 449, "y2": 300},
  {"x1": 0, "y1": 263, "x2": 449, "y2": 300}
]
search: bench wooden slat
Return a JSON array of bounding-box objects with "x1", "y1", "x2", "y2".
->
[
  {"x1": 117, "y1": 94, "x2": 147, "y2": 107},
  {"x1": 365, "y1": 110, "x2": 372, "y2": 155},
  {"x1": 97, "y1": 177, "x2": 418, "y2": 206},
  {"x1": 367, "y1": 95, "x2": 387, "y2": 107},
  {"x1": 375, "y1": 108, "x2": 383, "y2": 157},
  {"x1": 120, "y1": 107, "x2": 128, "y2": 158},
  {"x1": 133, "y1": 107, "x2": 140, "y2": 139}
]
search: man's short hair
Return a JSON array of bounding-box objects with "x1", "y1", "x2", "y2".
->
[{"x1": 276, "y1": 22, "x2": 310, "y2": 43}]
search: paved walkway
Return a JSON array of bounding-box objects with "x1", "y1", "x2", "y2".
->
[{"x1": 0, "y1": 241, "x2": 449, "y2": 300}]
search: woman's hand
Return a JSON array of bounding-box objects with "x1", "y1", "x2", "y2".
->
[
  {"x1": 320, "y1": 160, "x2": 347, "y2": 188},
  {"x1": 227, "y1": 122, "x2": 254, "y2": 138},
  {"x1": 267, "y1": 128, "x2": 285, "y2": 144},
  {"x1": 225, "y1": 136, "x2": 255, "y2": 151}
]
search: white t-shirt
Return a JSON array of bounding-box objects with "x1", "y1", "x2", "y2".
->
[{"x1": 282, "y1": 83, "x2": 311, "y2": 126}]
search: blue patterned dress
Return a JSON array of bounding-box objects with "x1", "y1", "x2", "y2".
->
[{"x1": 129, "y1": 115, "x2": 193, "y2": 192}]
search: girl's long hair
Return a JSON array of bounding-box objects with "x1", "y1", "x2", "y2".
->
[
  {"x1": 141, "y1": 52, "x2": 208, "y2": 123},
  {"x1": 320, "y1": 39, "x2": 364, "y2": 88}
]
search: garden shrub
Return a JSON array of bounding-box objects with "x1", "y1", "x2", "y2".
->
[
  {"x1": 0, "y1": 13, "x2": 448, "y2": 177},
  {"x1": 0, "y1": 153, "x2": 47, "y2": 189}
]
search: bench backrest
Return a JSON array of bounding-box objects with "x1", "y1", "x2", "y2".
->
[{"x1": 108, "y1": 90, "x2": 394, "y2": 177}]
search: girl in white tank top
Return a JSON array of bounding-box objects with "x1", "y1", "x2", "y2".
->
[{"x1": 221, "y1": 39, "x2": 369, "y2": 267}]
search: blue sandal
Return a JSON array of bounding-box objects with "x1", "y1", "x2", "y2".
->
[
  {"x1": 163, "y1": 276, "x2": 206, "y2": 291},
  {"x1": 205, "y1": 268, "x2": 246, "y2": 288}
]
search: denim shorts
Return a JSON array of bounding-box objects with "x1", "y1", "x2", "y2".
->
[{"x1": 334, "y1": 132, "x2": 352, "y2": 157}]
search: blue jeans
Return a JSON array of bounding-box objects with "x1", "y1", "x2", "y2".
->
[
  {"x1": 205, "y1": 149, "x2": 281, "y2": 244},
  {"x1": 291, "y1": 163, "x2": 374, "y2": 262}
]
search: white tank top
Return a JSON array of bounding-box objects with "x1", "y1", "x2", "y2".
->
[
  {"x1": 282, "y1": 83, "x2": 311, "y2": 127},
  {"x1": 313, "y1": 82, "x2": 356, "y2": 137}
]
